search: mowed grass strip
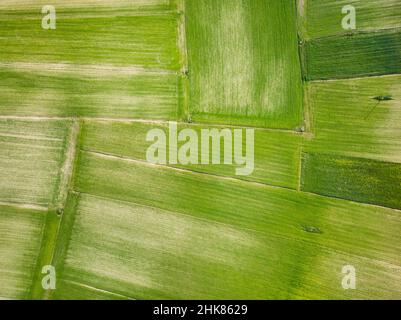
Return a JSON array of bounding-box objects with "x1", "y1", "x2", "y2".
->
[
  {"x1": 186, "y1": 0, "x2": 303, "y2": 129},
  {"x1": 0, "y1": 205, "x2": 45, "y2": 299},
  {"x1": 69, "y1": 153, "x2": 401, "y2": 298},
  {"x1": 301, "y1": 0, "x2": 401, "y2": 39},
  {"x1": 301, "y1": 153, "x2": 401, "y2": 210},
  {"x1": 0, "y1": 64, "x2": 180, "y2": 119},
  {"x1": 306, "y1": 75, "x2": 401, "y2": 163},
  {"x1": 80, "y1": 120, "x2": 302, "y2": 189},
  {"x1": 0, "y1": 1, "x2": 179, "y2": 70},
  {"x1": 0, "y1": 120, "x2": 70, "y2": 206},
  {"x1": 305, "y1": 30, "x2": 401, "y2": 80}
]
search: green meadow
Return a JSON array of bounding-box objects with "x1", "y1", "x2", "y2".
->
[{"x1": 0, "y1": 0, "x2": 400, "y2": 300}]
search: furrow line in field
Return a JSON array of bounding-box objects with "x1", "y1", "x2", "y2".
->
[
  {"x1": 177, "y1": 0, "x2": 190, "y2": 121},
  {"x1": 0, "y1": 116, "x2": 306, "y2": 134},
  {"x1": 80, "y1": 149, "x2": 297, "y2": 192},
  {"x1": 308, "y1": 72, "x2": 401, "y2": 83},
  {"x1": 0, "y1": 61, "x2": 177, "y2": 76},
  {"x1": 0, "y1": 201, "x2": 48, "y2": 212},
  {"x1": 81, "y1": 149, "x2": 401, "y2": 214},
  {"x1": 307, "y1": 26, "x2": 401, "y2": 42},
  {"x1": 63, "y1": 280, "x2": 136, "y2": 300}
]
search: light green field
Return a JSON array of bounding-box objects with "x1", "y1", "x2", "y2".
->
[
  {"x1": 0, "y1": 64, "x2": 180, "y2": 119},
  {"x1": 0, "y1": 0, "x2": 401, "y2": 301},
  {"x1": 186, "y1": 0, "x2": 303, "y2": 129},
  {"x1": 0, "y1": 1, "x2": 179, "y2": 69},
  {"x1": 305, "y1": 75, "x2": 401, "y2": 163},
  {"x1": 300, "y1": 0, "x2": 401, "y2": 39},
  {"x1": 0, "y1": 205, "x2": 46, "y2": 299},
  {"x1": 0, "y1": 120, "x2": 70, "y2": 206},
  {"x1": 80, "y1": 120, "x2": 303, "y2": 189},
  {"x1": 61, "y1": 150, "x2": 401, "y2": 299}
]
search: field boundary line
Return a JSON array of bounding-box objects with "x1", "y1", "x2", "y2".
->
[
  {"x1": 307, "y1": 25, "x2": 401, "y2": 42},
  {"x1": 54, "y1": 120, "x2": 80, "y2": 211},
  {"x1": 177, "y1": 0, "x2": 190, "y2": 122},
  {"x1": 308, "y1": 72, "x2": 401, "y2": 83},
  {"x1": 63, "y1": 280, "x2": 136, "y2": 300},
  {"x1": 0, "y1": 201, "x2": 47, "y2": 211}
]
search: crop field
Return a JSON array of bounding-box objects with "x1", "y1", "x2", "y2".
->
[
  {"x1": 0, "y1": 0, "x2": 400, "y2": 301},
  {"x1": 186, "y1": 0, "x2": 303, "y2": 129}
]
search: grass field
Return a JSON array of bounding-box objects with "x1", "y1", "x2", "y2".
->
[
  {"x1": 300, "y1": 0, "x2": 401, "y2": 39},
  {"x1": 0, "y1": 205, "x2": 46, "y2": 299},
  {"x1": 305, "y1": 75, "x2": 401, "y2": 163},
  {"x1": 0, "y1": 64, "x2": 180, "y2": 119},
  {"x1": 0, "y1": 0, "x2": 400, "y2": 300},
  {"x1": 80, "y1": 120, "x2": 303, "y2": 189},
  {"x1": 305, "y1": 30, "x2": 401, "y2": 80},
  {"x1": 186, "y1": 0, "x2": 303, "y2": 129},
  {"x1": 0, "y1": 119, "x2": 70, "y2": 207}
]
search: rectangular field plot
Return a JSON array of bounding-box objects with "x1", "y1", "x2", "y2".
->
[
  {"x1": 305, "y1": 75, "x2": 401, "y2": 163},
  {"x1": 0, "y1": 205, "x2": 45, "y2": 299},
  {"x1": 0, "y1": 1, "x2": 179, "y2": 70},
  {"x1": 67, "y1": 152, "x2": 401, "y2": 299},
  {"x1": 0, "y1": 120, "x2": 70, "y2": 206},
  {"x1": 305, "y1": 30, "x2": 401, "y2": 80},
  {"x1": 186, "y1": 0, "x2": 303, "y2": 129},
  {"x1": 301, "y1": 0, "x2": 401, "y2": 39},
  {"x1": 0, "y1": 64, "x2": 180, "y2": 119},
  {"x1": 80, "y1": 121, "x2": 303, "y2": 189},
  {"x1": 301, "y1": 153, "x2": 401, "y2": 210}
]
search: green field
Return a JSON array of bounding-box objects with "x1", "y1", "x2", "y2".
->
[
  {"x1": 0, "y1": 0, "x2": 400, "y2": 300},
  {"x1": 0, "y1": 64, "x2": 180, "y2": 119},
  {"x1": 300, "y1": 0, "x2": 401, "y2": 39},
  {"x1": 305, "y1": 30, "x2": 401, "y2": 80},
  {"x1": 80, "y1": 120, "x2": 303, "y2": 189},
  {"x1": 305, "y1": 75, "x2": 401, "y2": 162},
  {"x1": 0, "y1": 205, "x2": 46, "y2": 299},
  {"x1": 0, "y1": 119, "x2": 70, "y2": 207},
  {"x1": 186, "y1": 0, "x2": 303, "y2": 129}
]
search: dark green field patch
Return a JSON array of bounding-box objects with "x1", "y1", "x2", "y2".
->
[
  {"x1": 301, "y1": 153, "x2": 401, "y2": 210},
  {"x1": 0, "y1": 66, "x2": 180, "y2": 119},
  {"x1": 305, "y1": 30, "x2": 401, "y2": 80}
]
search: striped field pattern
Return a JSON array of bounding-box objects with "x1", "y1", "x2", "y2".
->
[{"x1": 0, "y1": 0, "x2": 400, "y2": 300}]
